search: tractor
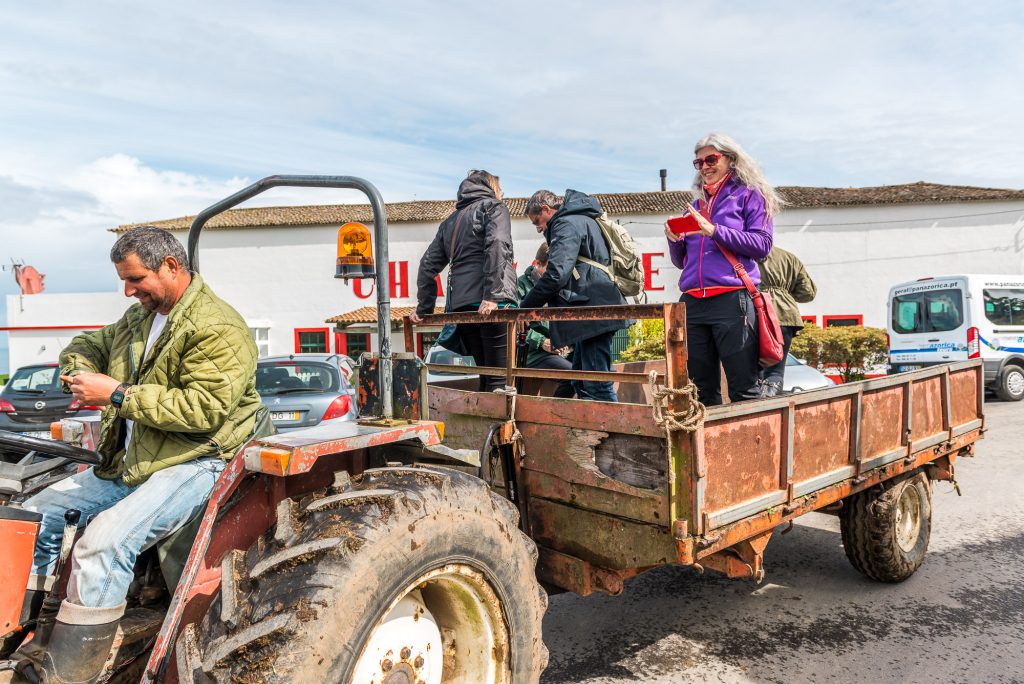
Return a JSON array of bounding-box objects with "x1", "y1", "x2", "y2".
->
[{"x1": 0, "y1": 175, "x2": 985, "y2": 683}]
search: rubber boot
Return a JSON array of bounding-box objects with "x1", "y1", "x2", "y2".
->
[
  {"x1": 18, "y1": 600, "x2": 125, "y2": 684},
  {"x1": 20, "y1": 575, "x2": 54, "y2": 626}
]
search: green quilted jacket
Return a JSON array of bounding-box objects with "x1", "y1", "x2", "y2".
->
[{"x1": 59, "y1": 274, "x2": 261, "y2": 485}]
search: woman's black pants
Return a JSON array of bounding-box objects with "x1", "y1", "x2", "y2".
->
[
  {"x1": 456, "y1": 315, "x2": 508, "y2": 392},
  {"x1": 681, "y1": 290, "x2": 761, "y2": 405}
]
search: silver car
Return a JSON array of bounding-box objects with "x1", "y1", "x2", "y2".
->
[
  {"x1": 256, "y1": 354, "x2": 357, "y2": 432},
  {"x1": 424, "y1": 345, "x2": 478, "y2": 384},
  {"x1": 783, "y1": 354, "x2": 836, "y2": 393}
]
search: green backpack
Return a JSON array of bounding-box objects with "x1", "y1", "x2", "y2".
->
[{"x1": 576, "y1": 212, "x2": 645, "y2": 298}]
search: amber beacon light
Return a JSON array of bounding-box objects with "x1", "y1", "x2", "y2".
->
[{"x1": 335, "y1": 222, "x2": 375, "y2": 279}]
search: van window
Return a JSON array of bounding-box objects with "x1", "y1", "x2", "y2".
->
[
  {"x1": 984, "y1": 288, "x2": 1024, "y2": 326},
  {"x1": 892, "y1": 289, "x2": 964, "y2": 334}
]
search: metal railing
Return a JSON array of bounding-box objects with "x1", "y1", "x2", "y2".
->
[{"x1": 404, "y1": 303, "x2": 680, "y2": 388}]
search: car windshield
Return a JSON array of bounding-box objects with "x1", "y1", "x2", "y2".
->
[
  {"x1": 983, "y1": 288, "x2": 1024, "y2": 326},
  {"x1": 892, "y1": 288, "x2": 964, "y2": 334},
  {"x1": 7, "y1": 366, "x2": 60, "y2": 393},
  {"x1": 426, "y1": 348, "x2": 477, "y2": 375},
  {"x1": 256, "y1": 362, "x2": 340, "y2": 396}
]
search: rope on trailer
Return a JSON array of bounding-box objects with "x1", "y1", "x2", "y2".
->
[
  {"x1": 492, "y1": 385, "x2": 518, "y2": 423},
  {"x1": 648, "y1": 370, "x2": 707, "y2": 433}
]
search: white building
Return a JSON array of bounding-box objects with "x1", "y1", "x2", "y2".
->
[{"x1": 5, "y1": 182, "x2": 1024, "y2": 371}]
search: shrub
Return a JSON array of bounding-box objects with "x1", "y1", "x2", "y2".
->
[
  {"x1": 618, "y1": 319, "x2": 888, "y2": 384},
  {"x1": 790, "y1": 324, "x2": 888, "y2": 383},
  {"x1": 618, "y1": 319, "x2": 666, "y2": 362}
]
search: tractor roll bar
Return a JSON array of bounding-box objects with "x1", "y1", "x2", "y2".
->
[{"x1": 186, "y1": 175, "x2": 395, "y2": 419}]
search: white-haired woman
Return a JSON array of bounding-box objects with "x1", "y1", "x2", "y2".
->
[{"x1": 664, "y1": 133, "x2": 782, "y2": 404}]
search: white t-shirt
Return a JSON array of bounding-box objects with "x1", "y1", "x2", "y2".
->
[{"x1": 125, "y1": 313, "x2": 168, "y2": 449}]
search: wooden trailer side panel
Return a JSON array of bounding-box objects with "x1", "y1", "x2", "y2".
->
[{"x1": 427, "y1": 387, "x2": 675, "y2": 577}]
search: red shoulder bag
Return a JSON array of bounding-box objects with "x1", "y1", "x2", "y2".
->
[{"x1": 715, "y1": 244, "x2": 785, "y2": 368}]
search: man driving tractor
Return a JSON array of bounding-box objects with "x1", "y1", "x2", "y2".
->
[{"x1": 10, "y1": 226, "x2": 261, "y2": 683}]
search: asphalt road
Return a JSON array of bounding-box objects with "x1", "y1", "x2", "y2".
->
[{"x1": 540, "y1": 400, "x2": 1024, "y2": 684}]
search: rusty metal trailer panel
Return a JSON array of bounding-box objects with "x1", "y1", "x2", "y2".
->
[{"x1": 416, "y1": 303, "x2": 984, "y2": 594}]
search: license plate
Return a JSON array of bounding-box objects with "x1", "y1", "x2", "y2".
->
[
  {"x1": 270, "y1": 411, "x2": 301, "y2": 422},
  {"x1": 21, "y1": 431, "x2": 52, "y2": 440},
  {"x1": 896, "y1": 364, "x2": 922, "y2": 372}
]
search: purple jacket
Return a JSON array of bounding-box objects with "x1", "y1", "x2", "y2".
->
[{"x1": 667, "y1": 176, "x2": 774, "y2": 293}]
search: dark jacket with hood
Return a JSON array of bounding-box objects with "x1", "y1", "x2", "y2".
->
[
  {"x1": 416, "y1": 175, "x2": 517, "y2": 317},
  {"x1": 519, "y1": 189, "x2": 627, "y2": 347}
]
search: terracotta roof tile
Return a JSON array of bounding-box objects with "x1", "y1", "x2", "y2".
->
[
  {"x1": 114, "y1": 181, "x2": 1024, "y2": 233},
  {"x1": 326, "y1": 305, "x2": 442, "y2": 325}
]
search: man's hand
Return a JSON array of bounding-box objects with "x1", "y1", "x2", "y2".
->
[
  {"x1": 408, "y1": 312, "x2": 423, "y2": 324},
  {"x1": 478, "y1": 300, "x2": 498, "y2": 315},
  {"x1": 60, "y1": 373, "x2": 121, "y2": 406},
  {"x1": 542, "y1": 338, "x2": 552, "y2": 353}
]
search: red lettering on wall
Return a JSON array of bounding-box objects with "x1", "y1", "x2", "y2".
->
[
  {"x1": 353, "y1": 279, "x2": 374, "y2": 299},
  {"x1": 642, "y1": 252, "x2": 664, "y2": 291},
  {"x1": 390, "y1": 261, "x2": 409, "y2": 299},
  {"x1": 435, "y1": 274, "x2": 444, "y2": 296}
]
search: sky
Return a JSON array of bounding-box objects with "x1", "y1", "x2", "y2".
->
[{"x1": 1, "y1": 0, "x2": 1023, "y2": 372}]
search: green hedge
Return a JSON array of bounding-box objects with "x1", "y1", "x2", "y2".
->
[{"x1": 619, "y1": 320, "x2": 888, "y2": 383}]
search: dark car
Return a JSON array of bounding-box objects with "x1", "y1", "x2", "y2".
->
[
  {"x1": 256, "y1": 354, "x2": 357, "y2": 432},
  {"x1": 0, "y1": 363, "x2": 101, "y2": 453}
]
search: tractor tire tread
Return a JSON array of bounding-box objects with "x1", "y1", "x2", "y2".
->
[
  {"x1": 840, "y1": 472, "x2": 931, "y2": 582},
  {"x1": 181, "y1": 464, "x2": 546, "y2": 683}
]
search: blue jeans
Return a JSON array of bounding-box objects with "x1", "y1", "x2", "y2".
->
[
  {"x1": 23, "y1": 458, "x2": 224, "y2": 608},
  {"x1": 570, "y1": 330, "x2": 618, "y2": 402}
]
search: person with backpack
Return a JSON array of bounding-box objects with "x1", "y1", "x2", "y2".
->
[
  {"x1": 412, "y1": 170, "x2": 517, "y2": 391},
  {"x1": 664, "y1": 133, "x2": 780, "y2": 405},
  {"x1": 520, "y1": 189, "x2": 629, "y2": 402}
]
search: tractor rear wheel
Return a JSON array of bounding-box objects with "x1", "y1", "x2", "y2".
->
[{"x1": 177, "y1": 465, "x2": 547, "y2": 683}]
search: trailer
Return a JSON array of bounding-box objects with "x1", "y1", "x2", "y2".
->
[{"x1": 411, "y1": 304, "x2": 983, "y2": 594}]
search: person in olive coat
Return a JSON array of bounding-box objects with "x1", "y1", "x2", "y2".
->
[
  {"x1": 413, "y1": 170, "x2": 517, "y2": 391},
  {"x1": 520, "y1": 189, "x2": 628, "y2": 402},
  {"x1": 517, "y1": 242, "x2": 575, "y2": 398},
  {"x1": 757, "y1": 246, "x2": 817, "y2": 396}
]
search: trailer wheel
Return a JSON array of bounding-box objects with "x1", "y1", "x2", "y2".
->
[
  {"x1": 177, "y1": 465, "x2": 547, "y2": 684},
  {"x1": 995, "y1": 364, "x2": 1024, "y2": 401},
  {"x1": 839, "y1": 472, "x2": 932, "y2": 582}
]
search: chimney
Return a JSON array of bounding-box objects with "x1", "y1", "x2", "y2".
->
[{"x1": 659, "y1": 169, "x2": 667, "y2": 192}]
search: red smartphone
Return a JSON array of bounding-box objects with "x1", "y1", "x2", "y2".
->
[{"x1": 667, "y1": 214, "x2": 701, "y2": 235}]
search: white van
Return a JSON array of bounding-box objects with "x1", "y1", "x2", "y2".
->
[{"x1": 887, "y1": 274, "x2": 1024, "y2": 401}]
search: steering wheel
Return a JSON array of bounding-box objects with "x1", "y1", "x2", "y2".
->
[{"x1": 0, "y1": 430, "x2": 102, "y2": 465}]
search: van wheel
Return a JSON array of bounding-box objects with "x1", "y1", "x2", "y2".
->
[
  {"x1": 995, "y1": 364, "x2": 1024, "y2": 401},
  {"x1": 840, "y1": 472, "x2": 931, "y2": 582}
]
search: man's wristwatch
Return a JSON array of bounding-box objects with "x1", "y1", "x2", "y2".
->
[{"x1": 110, "y1": 383, "x2": 131, "y2": 408}]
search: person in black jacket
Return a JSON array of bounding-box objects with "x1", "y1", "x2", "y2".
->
[
  {"x1": 519, "y1": 189, "x2": 627, "y2": 402},
  {"x1": 413, "y1": 170, "x2": 517, "y2": 391}
]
